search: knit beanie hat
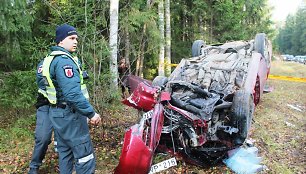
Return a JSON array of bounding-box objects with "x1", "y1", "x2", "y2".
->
[{"x1": 55, "y1": 24, "x2": 78, "y2": 44}]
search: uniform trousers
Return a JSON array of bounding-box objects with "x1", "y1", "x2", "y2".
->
[
  {"x1": 29, "y1": 105, "x2": 53, "y2": 169},
  {"x1": 49, "y1": 106, "x2": 96, "y2": 174}
]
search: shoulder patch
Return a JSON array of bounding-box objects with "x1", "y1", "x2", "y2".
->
[
  {"x1": 63, "y1": 65, "x2": 74, "y2": 78},
  {"x1": 37, "y1": 65, "x2": 43, "y2": 74}
]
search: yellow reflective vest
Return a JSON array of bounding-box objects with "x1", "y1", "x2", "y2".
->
[{"x1": 39, "y1": 51, "x2": 89, "y2": 104}]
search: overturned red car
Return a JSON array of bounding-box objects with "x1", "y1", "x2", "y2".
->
[{"x1": 115, "y1": 33, "x2": 272, "y2": 173}]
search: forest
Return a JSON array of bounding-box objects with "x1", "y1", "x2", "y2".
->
[
  {"x1": 275, "y1": 6, "x2": 306, "y2": 56},
  {"x1": 0, "y1": 0, "x2": 276, "y2": 108},
  {"x1": 0, "y1": 0, "x2": 306, "y2": 173}
]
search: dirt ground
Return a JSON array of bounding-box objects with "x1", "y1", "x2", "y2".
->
[{"x1": 0, "y1": 60, "x2": 305, "y2": 173}]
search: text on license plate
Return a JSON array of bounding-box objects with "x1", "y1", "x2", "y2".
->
[
  {"x1": 149, "y1": 157, "x2": 177, "y2": 174},
  {"x1": 143, "y1": 110, "x2": 154, "y2": 120}
]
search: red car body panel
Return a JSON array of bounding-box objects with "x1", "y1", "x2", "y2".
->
[
  {"x1": 125, "y1": 74, "x2": 152, "y2": 94},
  {"x1": 114, "y1": 124, "x2": 153, "y2": 174},
  {"x1": 122, "y1": 81, "x2": 157, "y2": 112},
  {"x1": 115, "y1": 100, "x2": 165, "y2": 174}
]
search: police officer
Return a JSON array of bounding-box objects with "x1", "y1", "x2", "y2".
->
[
  {"x1": 43, "y1": 24, "x2": 101, "y2": 174},
  {"x1": 28, "y1": 60, "x2": 55, "y2": 174}
]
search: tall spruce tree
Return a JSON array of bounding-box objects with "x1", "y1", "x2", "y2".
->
[{"x1": 0, "y1": 0, "x2": 33, "y2": 71}]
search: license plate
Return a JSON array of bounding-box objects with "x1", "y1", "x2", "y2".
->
[
  {"x1": 149, "y1": 157, "x2": 177, "y2": 174},
  {"x1": 143, "y1": 110, "x2": 154, "y2": 120}
]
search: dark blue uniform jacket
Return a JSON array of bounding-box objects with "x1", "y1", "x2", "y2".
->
[{"x1": 49, "y1": 46, "x2": 95, "y2": 118}]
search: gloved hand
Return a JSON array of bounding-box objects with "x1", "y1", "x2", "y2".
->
[{"x1": 90, "y1": 113, "x2": 101, "y2": 125}]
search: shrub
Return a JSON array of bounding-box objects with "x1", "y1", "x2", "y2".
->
[
  {"x1": 0, "y1": 71, "x2": 36, "y2": 109},
  {"x1": 86, "y1": 72, "x2": 122, "y2": 111},
  {"x1": 0, "y1": 70, "x2": 122, "y2": 111}
]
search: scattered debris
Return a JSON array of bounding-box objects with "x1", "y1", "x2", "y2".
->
[
  {"x1": 263, "y1": 84, "x2": 274, "y2": 93},
  {"x1": 287, "y1": 104, "x2": 303, "y2": 112},
  {"x1": 245, "y1": 138, "x2": 256, "y2": 147},
  {"x1": 285, "y1": 121, "x2": 296, "y2": 128},
  {"x1": 223, "y1": 146, "x2": 267, "y2": 174}
]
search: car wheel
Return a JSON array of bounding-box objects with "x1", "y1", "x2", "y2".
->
[
  {"x1": 152, "y1": 76, "x2": 168, "y2": 87},
  {"x1": 230, "y1": 90, "x2": 254, "y2": 145},
  {"x1": 254, "y1": 33, "x2": 267, "y2": 58},
  {"x1": 192, "y1": 40, "x2": 206, "y2": 57}
]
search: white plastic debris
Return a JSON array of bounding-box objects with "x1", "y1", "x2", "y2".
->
[
  {"x1": 263, "y1": 84, "x2": 274, "y2": 93},
  {"x1": 223, "y1": 146, "x2": 267, "y2": 174},
  {"x1": 287, "y1": 104, "x2": 302, "y2": 112},
  {"x1": 285, "y1": 121, "x2": 296, "y2": 128},
  {"x1": 245, "y1": 138, "x2": 255, "y2": 147}
]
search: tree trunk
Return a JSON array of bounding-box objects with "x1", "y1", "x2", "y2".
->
[
  {"x1": 135, "y1": 52, "x2": 140, "y2": 76},
  {"x1": 124, "y1": 27, "x2": 131, "y2": 74},
  {"x1": 210, "y1": 12, "x2": 213, "y2": 43},
  {"x1": 139, "y1": 24, "x2": 146, "y2": 78},
  {"x1": 82, "y1": 0, "x2": 88, "y2": 65},
  {"x1": 139, "y1": 41, "x2": 145, "y2": 77},
  {"x1": 165, "y1": 0, "x2": 171, "y2": 76},
  {"x1": 182, "y1": 10, "x2": 186, "y2": 41},
  {"x1": 158, "y1": 0, "x2": 165, "y2": 76},
  {"x1": 92, "y1": 0, "x2": 97, "y2": 104},
  {"x1": 136, "y1": 0, "x2": 154, "y2": 77},
  {"x1": 199, "y1": 16, "x2": 205, "y2": 36},
  {"x1": 135, "y1": 25, "x2": 146, "y2": 76},
  {"x1": 109, "y1": 0, "x2": 119, "y2": 89}
]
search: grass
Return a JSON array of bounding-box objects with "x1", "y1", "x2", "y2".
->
[
  {"x1": 251, "y1": 60, "x2": 306, "y2": 173},
  {"x1": 269, "y1": 60, "x2": 306, "y2": 78},
  {"x1": 0, "y1": 60, "x2": 305, "y2": 173},
  {"x1": 0, "y1": 115, "x2": 36, "y2": 173}
]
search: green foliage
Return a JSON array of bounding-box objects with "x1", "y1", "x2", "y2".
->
[
  {"x1": 0, "y1": 0, "x2": 275, "y2": 118},
  {"x1": 0, "y1": 0, "x2": 34, "y2": 71},
  {"x1": 85, "y1": 72, "x2": 121, "y2": 111},
  {"x1": 170, "y1": 0, "x2": 273, "y2": 62},
  {"x1": 117, "y1": 0, "x2": 161, "y2": 78},
  {"x1": 275, "y1": 6, "x2": 306, "y2": 55},
  {"x1": 0, "y1": 71, "x2": 36, "y2": 109},
  {"x1": 86, "y1": 72, "x2": 122, "y2": 111},
  {"x1": 210, "y1": 0, "x2": 273, "y2": 42},
  {"x1": 0, "y1": 0, "x2": 275, "y2": 72}
]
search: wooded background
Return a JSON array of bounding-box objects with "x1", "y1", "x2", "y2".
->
[
  {"x1": 0, "y1": 0, "x2": 305, "y2": 109},
  {"x1": 275, "y1": 6, "x2": 306, "y2": 56}
]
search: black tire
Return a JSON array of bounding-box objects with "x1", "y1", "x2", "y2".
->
[
  {"x1": 254, "y1": 33, "x2": 266, "y2": 58},
  {"x1": 192, "y1": 40, "x2": 206, "y2": 57},
  {"x1": 152, "y1": 76, "x2": 168, "y2": 87},
  {"x1": 230, "y1": 90, "x2": 254, "y2": 145}
]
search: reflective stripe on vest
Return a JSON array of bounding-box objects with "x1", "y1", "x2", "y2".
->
[
  {"x1": 38, "y1": 88, "x2": 48, "y2": 98},
  {"x1": 42, "y1": 51, "x2": 90, "y2": 104},
  {"x1": 42, "y1": 55, "x2": 57, "y2": 104},
  {"x1": 81, "y1": 84, "x2": 90, "y2": 99}
]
